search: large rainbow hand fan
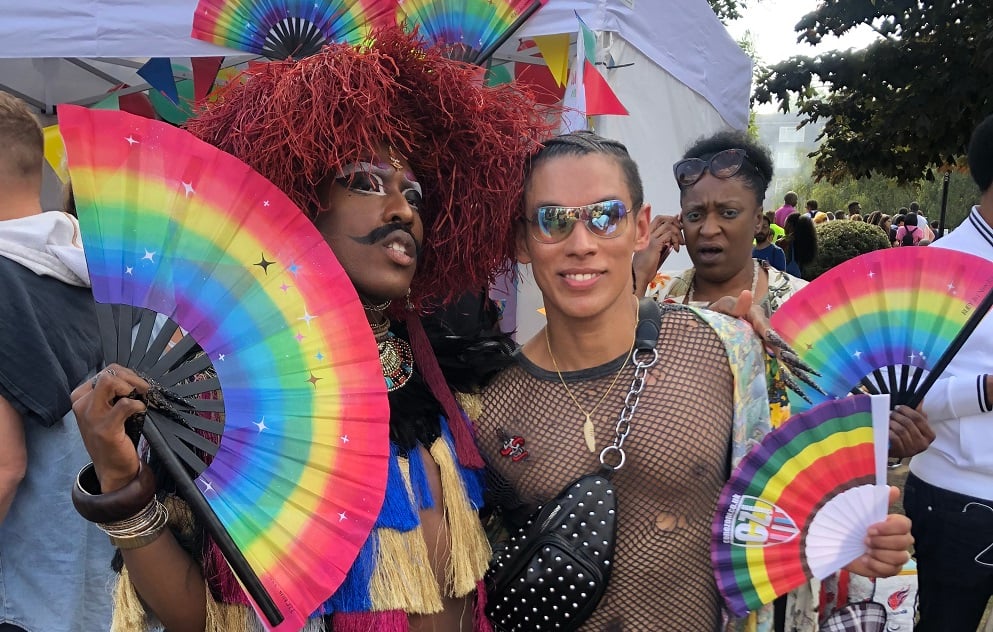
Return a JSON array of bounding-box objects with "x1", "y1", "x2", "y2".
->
[
  {"x1": 192, "y1": 0, "x2": 396, "y2": 59},
  {"x1": 396, "y1": 0, "x2": 544, "y2": 64},
  {"x1": 712, "y1": 394, "x2": 891, "y2": 617},
  {"x1": 771, "y1": 247, "x2": 993, "y2": 412},
  {"x1": 59, "y1": 105, "x2": 391, "y2": 631}
]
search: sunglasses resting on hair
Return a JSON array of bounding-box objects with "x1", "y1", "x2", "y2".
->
[
  {"x1": 673, "y1": 148, "x2": 752, "y2": 188},
  {"x1": 527, "y1": 199, "x2": 629, "y2": 244}
]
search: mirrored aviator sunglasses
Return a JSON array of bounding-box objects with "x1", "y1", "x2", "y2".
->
[
  {"x1": 529, "y1": 199, "x2": 629, "y2": 244},
  {"x1": 672, "y1": 148, "x2": 748, "y2": 188}
]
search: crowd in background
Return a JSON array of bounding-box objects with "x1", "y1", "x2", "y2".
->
[{"x1": 757, "y1": 194, "x2": 942, "y2": 278}]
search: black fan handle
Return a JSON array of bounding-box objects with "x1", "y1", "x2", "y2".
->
[
  {"x1": 907, "y1": 286, "x2": 993, "y2": 409},
  {"x1": 141, "y1": 412, "x2": 285, "y2": 627}
]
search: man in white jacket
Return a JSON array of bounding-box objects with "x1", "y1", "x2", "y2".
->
[{"x1": 905, "y1": 114, "x2": 993, "y2": 632}]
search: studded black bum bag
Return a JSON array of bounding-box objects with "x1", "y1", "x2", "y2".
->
[{"x1": 485, "y1": 299, "x2": 661, "y2": 632}]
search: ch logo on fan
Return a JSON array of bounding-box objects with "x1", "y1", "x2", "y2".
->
[{"x1": 722, "y1": 494, "x2": 799, "y2": 547}]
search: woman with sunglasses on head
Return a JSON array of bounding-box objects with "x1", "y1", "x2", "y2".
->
[
  {"x1": 648, "y1": 129, "x2": 932, "y2": 632},
  {"x1": 654, "y1": 133, "x2": 809, "y2": 320}
]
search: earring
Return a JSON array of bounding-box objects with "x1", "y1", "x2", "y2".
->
[{"x1": 405, "y1": 288, "x2": 413, "y2": 311}]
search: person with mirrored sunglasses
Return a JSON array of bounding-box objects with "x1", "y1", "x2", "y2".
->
[
  {"x1": 477, "y1": 130, "x2": 914, "y2": 632},
  {"x1": 527, "y1": 199, "x2": 630, "y2": 243}
]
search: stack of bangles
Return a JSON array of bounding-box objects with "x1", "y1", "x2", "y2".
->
[{"x1": 71, "y1": 460, "x2": 169, "y2": 550}]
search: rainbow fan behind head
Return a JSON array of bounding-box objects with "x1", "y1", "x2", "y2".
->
[
  {"x1": 712, "y1": 395, "x2": 891, "y2": 617},
  {"x1": 397, "y1": 0, "x2": 544, "y2": 64},
  {"x1": 60, "y1": 105, "x2": 390, "y2": 631},
  {"x1": 192, "y1": 0, "x2": 397, "y2": 59},
  {"x1": 770, "y1": 247, "x2": 993, "y2": 411}
]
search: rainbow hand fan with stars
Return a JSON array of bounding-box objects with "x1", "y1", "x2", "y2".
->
[
  {"x1": 770, "y1": 247, "x2": 993, "y2": 412},
  {"x1": 192, "y1": 0, "x2": 396, "y2": 59},
  {"x1": 396, "y1": 0, "x2": 544, "y2": 64},
  {"x1": 59, "y1": 105, "x2": 390, "y2": 631}
]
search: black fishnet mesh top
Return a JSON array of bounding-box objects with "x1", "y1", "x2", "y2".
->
[{"x1": 479, "y1": 308, "x2": 734, "y2": 631}]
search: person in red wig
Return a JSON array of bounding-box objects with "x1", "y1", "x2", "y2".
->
[{"x1": 68, "y1": 27, "x2": 551, "y2": 632}]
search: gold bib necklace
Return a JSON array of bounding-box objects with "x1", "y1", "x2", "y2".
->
[{"x1": 545, "y1": 328, "x2": 636, "y2": 453}]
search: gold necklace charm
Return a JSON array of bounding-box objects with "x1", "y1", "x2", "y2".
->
[{"x1": 545, "y1": 328, "x2": 635, "y2": 453}]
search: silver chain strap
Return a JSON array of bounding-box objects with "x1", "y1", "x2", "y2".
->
[{"x1": 598, "y1": 345, "x2": 659, "y2": 471}]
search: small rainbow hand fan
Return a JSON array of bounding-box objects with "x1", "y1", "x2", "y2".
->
[
  {"x1": 59, "y1": 105, "x2": 391, "y2": 631},
  {"x1": 771, "y1": 247, "x2": 993, "y2": 412},
  {"x1": 192, "y1": 0, "x2": 396, "y2": 59},
  {"x1": 396, "y1": 0, "x2": 544, "y2": 64},
  {"x1": 712, "y1": 394, "x2": 891, "y2": 617}
]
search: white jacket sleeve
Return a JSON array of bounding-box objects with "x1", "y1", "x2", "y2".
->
[{"x1": 922, "y1": 373, "x2": 992, "y2": 423}]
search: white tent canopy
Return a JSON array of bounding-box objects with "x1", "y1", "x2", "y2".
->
[
  {"x1": 0, "y1": 0, "x2": 751, "y2": 339},
  {"x1": 512, "y1": 0, "x2": 750, "y2": 131},
  {"x1": 0, "y1": 1, "x2": 749, "y2": 124}
]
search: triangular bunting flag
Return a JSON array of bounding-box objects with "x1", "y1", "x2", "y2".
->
[
  {"x1": 192, "y1": 56, "x2": 224, "y2": 104},
  {"x1": 137, "y1": 58, "x2": 180, "y2": 105},
  {"x1": 118, "y1": 92, "x2": 157, "y2": 120},
  {"x1": 42, "y1": 125, "x2": 67, "y2": 182},
  {"x1": 559, "y1": 67, "x2": 588, "y2": 132},
  {"x1": 574, "y1": 13, "x2": 628, "y2": 117},
  {"x1": 91, "y1": 93, "x2": 121, "y2": 110},
  {"x1": 532, "y1": 34, "x2": 570, "y2": 88},
  {"x1": 582, "y1": 58, "x2": 628, "y2": 116},
  {"x1": 485, "y1": 64, "x2": 514, "y2": 87}
]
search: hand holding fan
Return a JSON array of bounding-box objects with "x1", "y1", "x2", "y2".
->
[
  {"x1": 59, "y1": 105, "x2": 390, "y2": 631},
  {"x1": 396, "y1": 0, "x2": 544, "y2": 64},
  {"x1": 770, "y1": 247, "x2": 993, "y2": 411},
  {"x1": 712, "y1": 394, "x2": 891, "y2": 616},
  {"x1": 192, "y1": 0, "x2": 396, "y2": 59}
]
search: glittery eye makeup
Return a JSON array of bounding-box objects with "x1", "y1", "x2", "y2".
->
[{"x1": 336, "y1": 161, "x2": 422, "y2": 198}]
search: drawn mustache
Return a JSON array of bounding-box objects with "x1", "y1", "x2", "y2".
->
[{"x1": 350, "y1": 224, "x2": 423, "y2": 257}]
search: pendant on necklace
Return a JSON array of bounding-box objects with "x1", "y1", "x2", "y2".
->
[{"x1": 583, "y1": 414, "x2": 597, "y2": 453}]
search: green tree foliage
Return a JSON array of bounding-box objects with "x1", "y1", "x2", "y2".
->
[
  {"x1": 707, "y1": 0, "x2": 749, "y2": 23},
  {"x1": 806, "y1": 220, "x2": 891, "y2": 280},
  {"x1": 783, "y1": 171, "x2": 980, "y2": 231},
  {"x1": 754, "y1": 1, "x2": 993, "y2": 184}
]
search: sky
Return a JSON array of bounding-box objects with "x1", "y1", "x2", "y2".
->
[{"x1": 725, "y1": 0, "x2": 878, "y2": 65}]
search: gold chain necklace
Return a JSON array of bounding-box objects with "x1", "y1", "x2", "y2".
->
[{"x1": 545, "y1": 327, "x2": 636, "y2": 453}]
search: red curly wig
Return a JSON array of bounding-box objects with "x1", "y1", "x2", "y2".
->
[{"x1": 186, "y1": 26, "x2": 554, "y2": 310}]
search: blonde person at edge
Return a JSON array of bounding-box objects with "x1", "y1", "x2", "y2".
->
[
  {"x1": 476, "y1": 131, "x2": 914, "y2": 632},
  {"x1": 646, "y1": 130, "x2": 932, "y2": 632},
  {"x1": 66, "y1": 28, "x2": 550, "y2": 632},
  {"x1": 0, "y1": 93, "x2": 114, "y2": 632}
]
